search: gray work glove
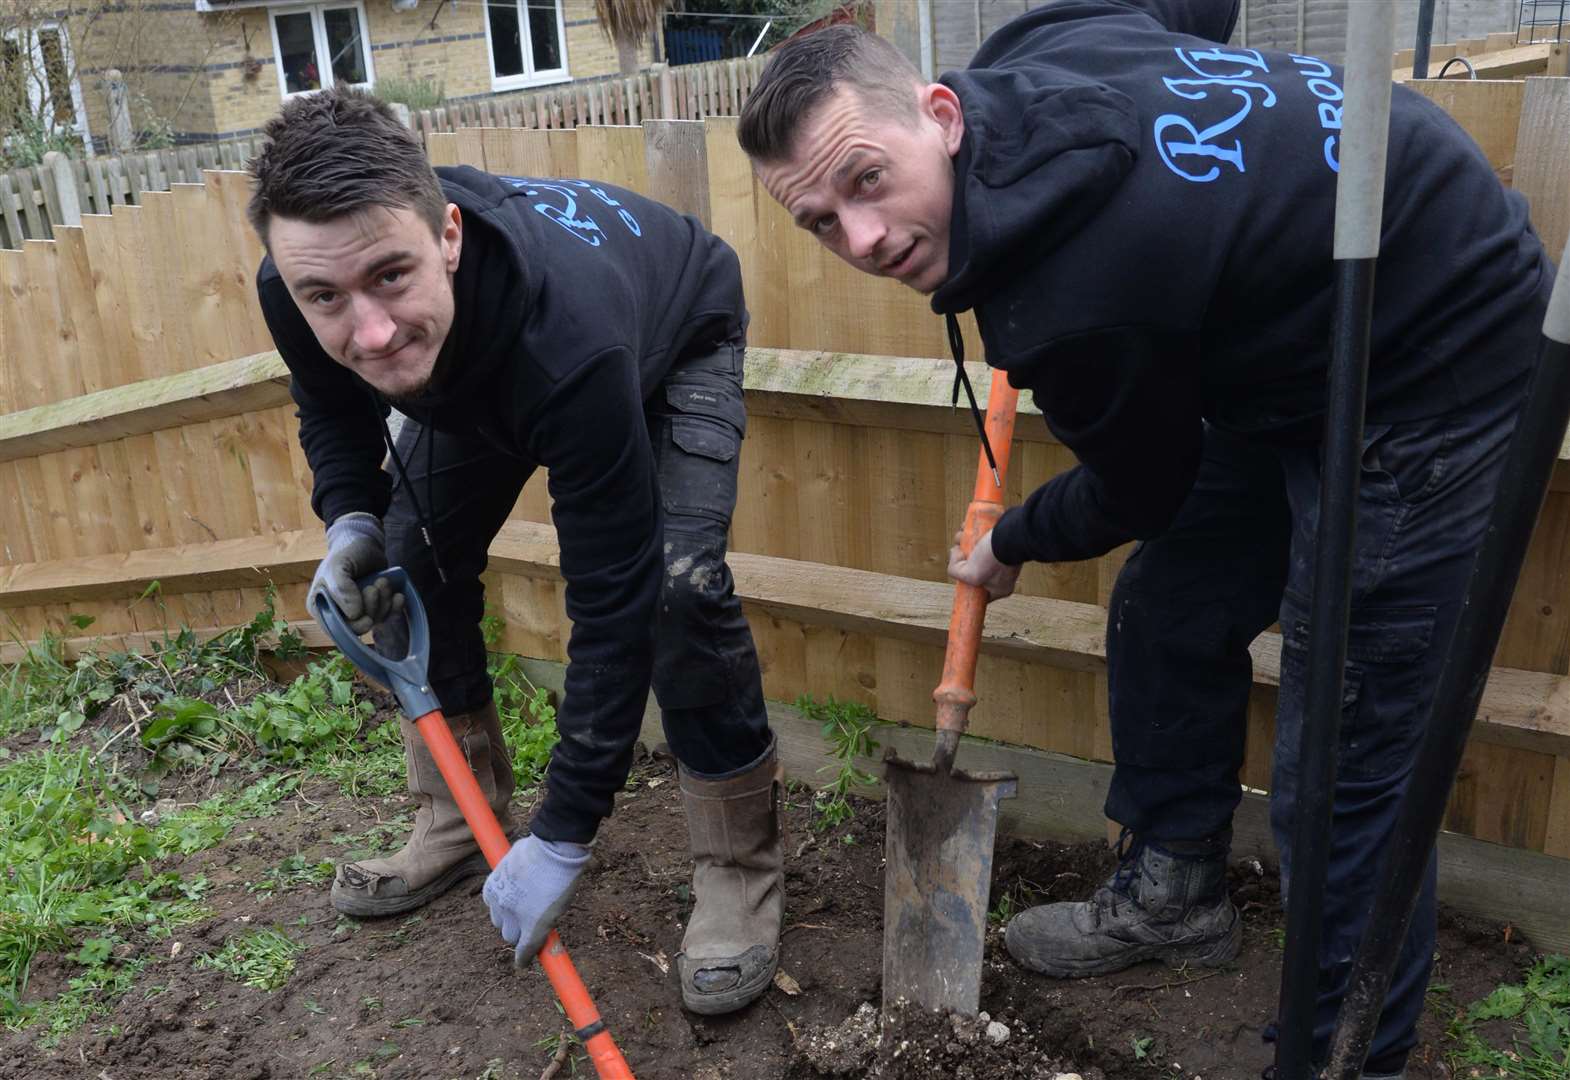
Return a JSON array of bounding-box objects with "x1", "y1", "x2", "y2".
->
[
  {"x1": 483, "y1": 834, "x2": 592, "y2": 969},
  {"x1": 308, "y1": 512, "x2": 398, "y2": 635}
]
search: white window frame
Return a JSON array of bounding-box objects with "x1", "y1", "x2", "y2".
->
[
  {"x1": 2, "y1": 21, "x2": 92, "y2": 151},
  {"x1": 268, "y1": 1, "x2": 375, "y2": 100},
  {"x1": 483, "y1": 0, "x2": 571, "y2": 91}
]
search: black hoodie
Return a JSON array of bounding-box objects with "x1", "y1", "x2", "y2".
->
[
  {"x1": 931, "y1": 0, "x2": 1554, "y2": 568},
  {"x1": 257, "y1": 166, "x2": 745, "y2": 843}
]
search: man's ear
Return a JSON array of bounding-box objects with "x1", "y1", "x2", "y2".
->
[
  {"x1": 441, "y1": 203, "x2": 463, "y2": 272},
  {"x1": 923, "y1": 83, "x2": 965, "y2": 157}
]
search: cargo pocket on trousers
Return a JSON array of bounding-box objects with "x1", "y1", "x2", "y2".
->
[
  {"x1": 659, "y1": 381, "x2": 745, "y2": 523},
  {"x1": 1279, "y1": 591, "x2": 1437, "y2": 782}
]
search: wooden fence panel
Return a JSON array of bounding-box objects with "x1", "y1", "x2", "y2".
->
[
  {"x1": 205, "y1": 171, "x2": 271, "y2": 358},
  {"x1": 140, "y1": 192, "x2": 195, "y2": 380},
  {"x1": 1, "y1": 246, "x2": 48, "y2": 411},
  {"x1": 0, "y1": 175, "x2": 26, "y2": 247},
  {"x1": 111, "y1": 203, "x2": 169, "y2": 384},
  {"x1": 426, "y1": 133, "x2": 460, "y2": 168},
  {"x1": 78, "y1": 212, "x2": 137, "y2": 394},
  {"x1": 1514, "y1": 76, "x2": 1570, "y2": 264},
  {"x1": 1406, "y1": 79, "x2": 1526, "y2": 182},
  {"x1": 14, "y1": 169, "x2": 47, "y2": 240},
  {"x1": 576, "y1": 126, "x2": 649, "y2": 191}
]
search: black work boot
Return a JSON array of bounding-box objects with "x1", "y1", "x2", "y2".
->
[{"x1": 1005, "y1": 830, "x2": 1240, "y2": 978}]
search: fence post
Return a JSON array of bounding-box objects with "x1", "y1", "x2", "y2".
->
[
  {"x1": 44, "y1": 152, "x2": 82, "y2": 228},
  {"x1": 654, "y1": 62, "x2": 676, "y2": 120},
  {"x1": 390, "y1": 102, "x2": 413, "y2": 129},
  {"x1": 105, "y1": 69, "x2": 135, "y2": 155}
]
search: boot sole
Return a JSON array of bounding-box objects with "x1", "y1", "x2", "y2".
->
[
  {"x1": 1007, "y1": 912, "x2": 1241, "y2": 979},
  {"x1": 679, "y1": 951, "x2": 779, "y2": 1016},
  {"x1": 330, "y1": 849, "x2": 493, "y2": 919}
]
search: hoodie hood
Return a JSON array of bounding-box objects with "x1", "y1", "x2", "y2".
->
[
  {"x1": 931, "y1": 59, "x2": 1140, "y2": 314},
  {"x1": 391, "y1": 169, "x2": 533, "y2": 415},
  {"x1": 1031, "y1": 0, "x2": 1240, "y2": 42}
]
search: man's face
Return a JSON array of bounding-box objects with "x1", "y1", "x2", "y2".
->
[
  {"x1": 756, "y1": 82, "x2": 964, "y2": 295},
  {"x1": 269, "y1": 203, "x2": 462, "y2": 400}
]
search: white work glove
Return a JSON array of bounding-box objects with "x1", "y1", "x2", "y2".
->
[
  {"x1": 948, "y1": 526, "x2": 1022, "y2": 601},
  {"x1": 483, "y1": 834, "x2": 591, "y2": 968},
  {"x1": 308, "y1": 512, "x2": 398, "y2": 635}
]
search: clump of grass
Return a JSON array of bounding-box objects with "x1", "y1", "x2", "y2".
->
[
  {"x1": 1447, "y1": 954, "x2": 1570, "y2": 1079},
  {"x1": 482, "y1": 612, "x2": 560, "y2": 789},
  {"x1": 196, "y1": 928, "x2": 304, "y2": 991}
]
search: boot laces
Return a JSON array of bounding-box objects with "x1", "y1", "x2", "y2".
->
[{"x1": 1092, "y1": 827, "x2": 1146, "y2": 922}]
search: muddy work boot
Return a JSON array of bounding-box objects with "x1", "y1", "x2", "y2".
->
[
  {"x1": 331, "y1": 700, "x2": 517, "y2": 918},
  {"x1": 1005, "y1": 830, "x2": 1239, "y2": 978},
  {"x1": 677, "y1": 737, "x2": 785, "y2": 1015}
]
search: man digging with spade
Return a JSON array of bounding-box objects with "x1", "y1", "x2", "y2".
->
[
  {"x1": 247, "y1": 86, "x2": 784, "y2": 1016},
  {"x1": 738, "y1": 3, "x2": 1554, "y2": 1075}
]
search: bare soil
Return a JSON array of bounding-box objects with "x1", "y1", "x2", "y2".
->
[{"x1": 4, "y1": 699, "x2": 1535, "y2": 1080}]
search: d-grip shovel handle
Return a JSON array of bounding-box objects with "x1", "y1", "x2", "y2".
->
[
  {"x1": 312, "y1": 566, "x2": 440, "y2": 720},
  {"x1": 933, "y1": 370, "x2": 1021, "y2": 773},
  {"x1": 313, "y1": 572, "x2": 636, "y2": 1080}
]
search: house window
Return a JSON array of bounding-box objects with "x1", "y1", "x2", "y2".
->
[
  {"x1": 269, "y1": 2, "x2": 373, "y2": 98},
  {"x1": 1, "y1": 23, "x2": 87, "y2": 141},
  {"x1": 485, "y1": 1, "x2": 569, "y2": 89}
]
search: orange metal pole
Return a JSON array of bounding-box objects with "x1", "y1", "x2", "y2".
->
[
  {"x1": 932, "y1": 370, "x2": 1021, "y2": 771},
  {"x1": 414, "y1": 710, "x2": 635, "y2": 1080}
]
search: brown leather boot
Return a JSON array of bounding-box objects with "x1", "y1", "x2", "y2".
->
[
  {"x1": 677, "y1": 737, "x2": 785, "y2": 1015},
  {"x1": 331, "y1": 700, "x2": 518, "y2": 918}
]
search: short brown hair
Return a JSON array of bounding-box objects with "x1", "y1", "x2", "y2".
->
[
  {"x1": 738, "y1": 25, "x2": 923, "y2": 163},
  {"x1": 247, "y1": 86, "x2": 447, "y2": 249}
]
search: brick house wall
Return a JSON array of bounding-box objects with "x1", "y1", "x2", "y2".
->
[{"x1": 57, "y1": 0, "x2": 649, "y2": 146}]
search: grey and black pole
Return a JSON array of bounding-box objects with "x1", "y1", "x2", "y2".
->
[
  {"x1": 1273, "y1": 5, "x2": 1395, "y2": 1079},
  {"x1": 1411, "y1": 0, "x2": 1437, "y2": 80},
  {"x1": 1324, "y1": 235, "x2": 1570, "y2": 1079}
]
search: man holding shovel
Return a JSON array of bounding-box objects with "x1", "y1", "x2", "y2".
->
[
  {"x1": 739, "y1": 2, "x2": 1554, "y2": 1074},
  {"x1": 246, "y1": 86, "x2": 784, "y2": 1016}
]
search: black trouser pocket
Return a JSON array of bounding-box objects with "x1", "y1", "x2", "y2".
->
[
  {"x1": 656, "y1": 347, "x2": 746, "y2": 525},
  {"x1": 1278, "y1": 590, "x2": 1437, "y2": 782}
]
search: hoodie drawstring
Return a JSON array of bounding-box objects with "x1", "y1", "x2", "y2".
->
[
  {"x1": 946, "y1": 311, "x2": 1001, "y2": 489},
  {"x1": 370, "y1": 393, "x2": 449, "y2": 585}
]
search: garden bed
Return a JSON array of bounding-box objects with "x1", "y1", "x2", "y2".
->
[{"x1": 0, "y1": 635, "x2": 1547, "y2": 1080}]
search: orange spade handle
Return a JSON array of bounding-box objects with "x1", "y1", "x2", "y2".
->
[
  {"x1": 933, "y1": 370, "x2": 1021, "y2": 750},
  {"x1": 414, "y1": 710, "x2": 635, "y2": 1080}
]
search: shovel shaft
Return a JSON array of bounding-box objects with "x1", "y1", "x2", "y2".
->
[
  {"x1": 414, "y1": 710, "x2": 634, "y2": 1080},
  {"x1": 934, "y1": 371, "x2": 1021, "y2": 766}
]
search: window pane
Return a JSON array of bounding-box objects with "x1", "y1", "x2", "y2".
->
[
  {"x1": 323, "y1": 7, "x2": 367, "y2": 86},
  {"x1": 275, "y1": 12, "x2": 320, "y2": 93},
  {"x1": 37, "y1": 29, "x2": 75, "y2": 128},
  {"x1": 527, "y1": 1, "x2": 561, "y2": 72},
  {"x1": 489, "y1": 2, "x2": 523, "y2": 77}
]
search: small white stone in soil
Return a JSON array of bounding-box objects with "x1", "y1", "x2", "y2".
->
[
  {"x1": 978, "y1": 1011, "x2": 991, "y2": 1023},
  {"x1": 1050, "y1": 1074, "x2": 1083, "y2": 1080},
  {"x1": 985, "y1": 1021, "x2": 1009, "y2": 1045}
]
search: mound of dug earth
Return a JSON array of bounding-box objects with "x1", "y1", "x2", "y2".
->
[{"x1": 790, "y1": 999, "x2": 1103, "y2": 1080}]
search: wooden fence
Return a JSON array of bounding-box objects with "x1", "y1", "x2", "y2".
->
[
  {"x1": 1392, "y1": 23, "x2": 1568, "y2": 81},
  {"x1": 0, "y1": 56, "x2": 765, "y2": 251},
  {"x1": 1, "y1": 79, "x2": 1568, "y2": 947}
]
